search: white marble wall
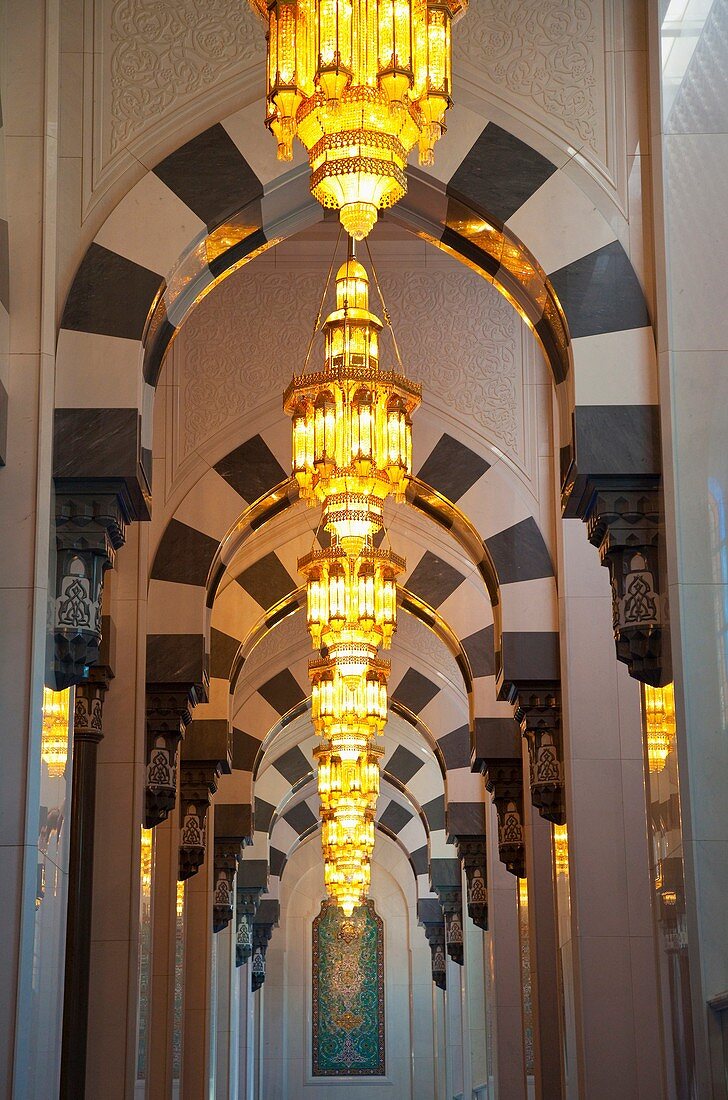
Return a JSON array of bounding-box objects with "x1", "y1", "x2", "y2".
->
[{"x1": 651, "y1": 3, "x2": 728, "y2": 1094}]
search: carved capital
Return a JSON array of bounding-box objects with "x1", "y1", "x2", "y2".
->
[
  {"x1": 52, "y1": 490, "x2": 129, "y2": 689},
  {"x1": 454, "y1": 836, "x2": 488, "y2": 931},
  {"x1": 424, "y1": 927, "x2": 447, "y2": 990},
  {"x1": 212, "y1": 841, "x2": 240, "y2": 933},
  {"x1": 73, "y1": 677, "x2": 108, "y2": 744},
  {"x1": 144, "y1": 687, "x2": 198, "y2": 829},
  {"x1": 251, "y1": 921, "x2": 276, "y2": 993},
  {"x1": 236, "y1": 909, "x2": 253, "y2": 968},
  {"x1": 484, "y1": 760, "x2": 526, "y2": 878},
  {"x1": 177, "y1": 763, "x2": 221, "y2": 881},
  {"x1": 511, "y1": 684, "x2": 565, "y2": 826},
  {"x1": 585, "y1": 486, "x2": 665, "y2": 686}
]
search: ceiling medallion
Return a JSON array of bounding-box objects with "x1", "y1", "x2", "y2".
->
[
  {"x1": 285, "y1": 237, "x2": 420, "y2": 914},
  {"x1": 250, "y1": 0, "x2": 468, "y2": 239}
]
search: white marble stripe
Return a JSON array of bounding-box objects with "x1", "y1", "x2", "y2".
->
[
  {"x1": 94, "y1": 170, "x2": 207, "y2": 278},
  {"x1": 472, "y1": 676, "x2": 515, "y2": 721},
  {"x1": 255, "y1": 767, "x2": 291, "y2": 808},
  {"x1": 572, "y1": 326, "x2": 658, "y2": 406},
  {"x1": 222, "y1": 100, "x2": 308, "y2": 187},
  {"x1": 506, "y1": 169, "x2": 617, "y2": 278},
  {"x1": 444, "y1": 766, "x2": 483, "y2": 802},
  {"x1": 147, "y1": 580, "x2": 206, "y2": 635},
  {"x1": 499, "y1": 577, "x2": 559, "y2": 634},
  {"x1": 55, "y1": 329, "x2": 142, "y2": 409},
  {"x1": 173, "y1": 467, "x2": 248, "y2": 543},
  {"x1": 429, "y1": 830, "x2": 451, "y2": 860}
]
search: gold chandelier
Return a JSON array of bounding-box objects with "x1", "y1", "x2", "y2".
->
[
  {"x1": 251, "y1": 0, "x2": 467, "y2": 239},
  {"x1": 643, "y1": 683, "x2": 675, "y2": 773},
  {"x1": 41, "y1": 687, "x2": 71, "y2": 778},
  {"x1": 286, "y1": 239, "x2": 419, "y2": 914}
]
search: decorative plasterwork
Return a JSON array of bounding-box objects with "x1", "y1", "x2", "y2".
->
[{"x1": 177, "y1": 258, "x2": 530, "y2": 472}]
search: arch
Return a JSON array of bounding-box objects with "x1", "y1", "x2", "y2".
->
[{"x1": 54, "y1": 104, "x2": 658, "y2": 524}]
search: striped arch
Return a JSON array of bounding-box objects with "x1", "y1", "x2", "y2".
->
[
  {"x1": 54, "y1": 99, "x2": 658, "y2": 521},
  {"x1": 147, "y1": 426, "x2": 559, "y2": 712}
]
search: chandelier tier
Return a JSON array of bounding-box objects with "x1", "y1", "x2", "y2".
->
[
  {"x1": 286, "y1": 239, "x2": 419, "y2": 914},
  {"x1": 41, "y1": 687, "x2": 71, "y2": 779},
  {"x1": 251, "y1": 0, "x2": 467, "y2": 239}
]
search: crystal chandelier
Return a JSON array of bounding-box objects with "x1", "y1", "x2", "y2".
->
[
  {"x1": 643, "y1": 683, "x2": 675, "y2": 773},
  {"x1": 250, "y1": 0, "x2": 467, "y2": 239},
  {"x1": 286, "y1": 239, "x2": 419, "y2": 914},
  {"x1": 41, "y1": 687, "x2": 71, "y2": 778}
]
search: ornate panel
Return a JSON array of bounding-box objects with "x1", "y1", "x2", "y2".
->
[{"x1": 312, "y1": 900, "x2": 385, "y2": 1077}]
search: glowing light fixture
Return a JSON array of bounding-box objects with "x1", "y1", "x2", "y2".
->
[
  {"x1": 286, "y1": 237, "x2": 418, "y2": 914},
  {"x1": 643, "y1": 683, "x2": 675, "y2": 773},
  {"x1": 141, "y1": 827, "x2": 153, "y2": 892},
  {"x1": 41, "y1": 687, "x2": 71, "y2": 778},
  {"x1": 553, "y1": 823, "x2": 569, "y2": 878},
  {"x1": 250, "y1": 0, "x2": 468, "y2": 238}
]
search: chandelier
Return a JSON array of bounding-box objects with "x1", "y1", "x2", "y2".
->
[
  {"x1": 285, "y1": 239, "x2": 419, "y2": 914},
  {"x1": 643, "y1": 683, "x2": 675, "y2": 773},
  {"x1": 41, "y1": 687, "x2": 71, "y2": 778},
  {"x1": 250, "y1": 0, "x2": 467, "y2": 240}
]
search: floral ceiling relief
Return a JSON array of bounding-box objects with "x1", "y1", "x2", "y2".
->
[
  {"x1": 109, "y1": 0, "x2": 263, "y2": 154},
  {"x1": 454, "y1": 0, "x2": 606, "y2": 159},
  {"x1": 179, "y1": 260, "x2": 524, "y2": 464}
]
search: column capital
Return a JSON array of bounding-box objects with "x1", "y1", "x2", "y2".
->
[
  {"x1": 483, "y1": 759, "x2": 527, "y2": 879},
  {"x1": 52, "y1": 487, "x2": 130, "y2": 689},
  {"x1": 583, "y1": 483, "x2": 667, "y2": 686},
  {"x1": 512, "y1": 683, "x2": 565, "y2": 826},
  {"x1": 177, "y1": 762, "x2": 222, "y2": 881},
  {"x1": 453, "y1": 836, "x2": 488, "y2": 931},
  {"x1": 212, "y1": 841, "x2": 239, "y2": 934},
  {"x1": 417, "y1": 899, "x2": 447, "y2": 990},
  {"x1": 251, "y1": 900, "x2": 280, "y2": 992},
  {"x1": 144, "y1": 686, "x2": 198, "y2": 829}
]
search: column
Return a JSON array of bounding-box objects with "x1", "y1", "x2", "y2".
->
[
  {"x1": 147, "y1": 793, "x2": 182, "y2": 1098},
  {"x1": 558, "y1": 518, "x2": 663, "y2": 1098},
  {"x1": 237, "y1": 963, "x2": 254, "y2": 1100},
  {"x1": 461, "y1": 866, "x2": 488, "y2": 1099},
  {"x1": 60, "y1": 629, "x2": 114, "y2": 1100},
  {"x1": 649, "y1": 3, "x2": 728, "y2": 1094},
  {"x1": 182, "y1": 804, "x2": 216, "y2": 1100}
]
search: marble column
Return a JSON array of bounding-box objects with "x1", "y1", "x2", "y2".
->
[
  {"x1": 461, "y1": 866, "x2": 488, "y2": 1098},
  {"x1": 85, "y1": 524, "x2": 148, "y2": 1099},
  {"x1": 237, "y1": 963, "x2": 254, "y2": 1100},
  {"x1": 215, "y1": 895, "x2": 238, "y2": 1100},
  {"x1": 147, "y1": 789, "x2": 182, "y2": 1098},
  {"x1": 558, "y1": 518, "x2": 663, "y2": 1098},
  {"x1": 649, "y1": 3, "x2": 728, "y2": 1093},
  {"x1": 521, "y1": 741, "x2": 564, "y2": 1100},
  {"x1": 182, "y1": 803, "x2": 216, "y2": 1100},
  {"x1": 485, "y1": 799, "x2": 527, "y2": 1100}
]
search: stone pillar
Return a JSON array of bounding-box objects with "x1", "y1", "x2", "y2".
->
[
  {"x1": 522, "y1": 741, "x2": 565, "y2": 1100},
  {"x1": 147, "y1": 785, "x2": 182, "y2": 1099},
  {"x1": 59, "y1": 620, "x2": 114, "y2": 1100},
  {"x1": 178, "y1": 720, "x2": 232, "y2": 880},
  {"x1": 484, "y1": 798, "x2": 528, "y2": 1100},
  {"x1": 557, "y1": 518, "x2": 663, "y2": 1097},
  {"x1": 182, "y1": 803, "x2": 216, "y2": 1100},
  {"x1": 250, "y1": 901, "x2": 279, "y2": 994},
  {"x1": 144, "y1": 634, "x2": 207, "y2": 830},
  {"x1": 215, "y1": 892, "x2": 238, "y2": 1100},
  {"x1": 237, "y1": 962, "x2": 254, "y2": 1100},
  {"x1": 461, "y1": 865, "x2": 489, "y2": 1098}
]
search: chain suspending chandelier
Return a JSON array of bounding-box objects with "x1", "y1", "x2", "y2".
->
[
  {"x1": 285, "y1": 237, "x2": 420, "y2": 914},
  {"x1": 250, "y1": 0, "x2": 467, "y2": 240}
]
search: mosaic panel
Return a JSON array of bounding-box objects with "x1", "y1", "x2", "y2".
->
[{"x1": 312, "y1": 900, "x2": 385, "y2": 1077}]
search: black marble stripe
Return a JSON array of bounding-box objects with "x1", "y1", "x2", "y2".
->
[
  {"x1": 448, "y1": 123, "x2": 557, "y2": 226},
  {"x1": 462, "y1": 625, "x2": 495, "y2": 679},
  {"x1": 208, "y1": 227, "x2": 268, "y2": 279},
  {"x1": 392, "y1": 668, "x2": 440, "y2": 714},
  {"x1": 437, "y1": 725, "x2": 471, "y2": 770},
  {"x1": 283, "y1": 800, "x2": 317, "y2": 835},
  {"x1": 429, "y1": 857, "x2": 461, "y2": 888},
  {"x1": 153, "y1": 124, "x2": 263, "y2": 232},
  {"x1": 258, "y1": 668, "x2": 306, "y2": 716},
  {"x1": 378, "y1": 800, "x2": 413, "y2": 834},
  {"x1": 273, "y1": 745, "x2": 311, "y2": 785},
  {"x1": 416, "y1": 433, "x2": 490, "y2": 502},
  {"x1": 472, "y1": 717, "x2": 522, "y2": 764},
  {"x1": 238, "y1": 858, "x2": 269, "y2": 889},
  {"x1": 549, "y1": 240, "x2": 651, "y2": 338},
  {"x1": 410, "y1": 845, "x2": 429, "y2": 876},
  {"x1": 417, "y1": 898, "x2": 443, "y2": 924},
  {"x1": 0, "y1": 378, "x2": 8, "y2": 466},
  {"x1": 255, "y1": 899, "x2": 280, "y2": 925},
  {"x1": 406, "y1": 550, "x2": 465, "y2": 608},
  {"x1": 215, "y1": 803, "x2": 253, "y2": 842},
  {"x1": 0, "y1": 217, "x2": 9, "y2": 311},
  {"x1": 151, "y1": 518, "x2": 219, "y2": 587},
  {"x1": 422, "y1": 795, "x2": 445, "y2": 832},
  {"x1": 142, "y1": 293, "x2": 176, "y2": 386},
  {"x1": 446, "y1": 801, "x2": 485, "y2": 838},
  {"x1": 254, "y1": 797, "x2": 275, "y2": 832},
  {"x1": 61, "y1": 243, "x2": 162, "y2": 339},
  {"x1": 269, "y1": 846, "x2": 286, "y2": 877},
  {"x1": 485, "y1": 517, "x2": 554, "y2": 584},
  {"x1": 500, "y1": 631, "x2": 560, "y2": 683},
  {"x1": 236, "y1": 552, "x2": 296, "y2": 609},
  {"x1": 563, "y1": 405, "x2": 661, "y2": 518},
  {"x1": 210, "y1": 628, "x2": 241, "y2": 680},
  {"x1": 53, "y1": 408, "x2": 149, "y2": 520},
  {"x1": 146, "y1": 632, "x2": 207, "y2": 686},
  {"x1": 215, "y1": 435, "x2": 287, "y2": 504},
  {"x1": 233, "y1": 728, "x2": 260, "y2": 772},
  {"x1": 386, "y1": 745, "x2": 425, "y2": 785}
]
